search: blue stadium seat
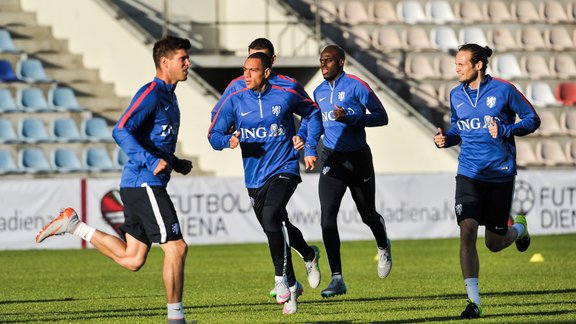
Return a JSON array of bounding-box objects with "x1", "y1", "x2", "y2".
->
[
  {"x1": 0, "y1": 88, "x2": 20, "y2": 113},
  {"x1": 52, "y1": 148, "x2": 84, "y2": 173},
  {"x1": 19, "y1": 117, "x2": 51, "y2": 143},
  {"x1": 82, "y1": 117, "x2": 114, "y2": 142},
  {"x1": 0, "y1": 118, "x2": 20, "y2": 143},
  {"x1": 19, "y1": 147, "x2": 52, "y2": 173},
  {"x1": 18, "y1": 87, "x2": 55, "y2": 112},
  {"x1": 0, "y1": 149, "x2": 21, "y2": 174},
  {"x1": 49, "y1": 87, "x2": 86, "y2": 112},
  {"x1": 0, "y1": 28, "x2": 21, "y2": 53},
  {"x1": 52, "y1": 117, "x2": 84, "y2": 142},
  {"x1": 0, "y1": 59, "x2": 21, "y2": 82},
  {"x1": 84, "y1": 147, "x2": 116, "y2": 172},
  {"x1": 16, "y1": 58, "x2": 54, "y2": 83}
]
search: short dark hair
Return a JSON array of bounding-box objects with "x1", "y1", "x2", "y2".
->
[
  {"x1": 322, "y1": 45, "x2": 345, "y2": 61},
  {"x1": 153, "y1": 36, "x2": 191, "y2": 68},
  {"x1": 458, "y1": 43, "x2": 493, "y2": 72},
  {"x1": 247, "y1": 52, "x2": 272, "y2": 70},
  {"x1": 248, "y1": 38, "x2": 275, "y2": 57}
]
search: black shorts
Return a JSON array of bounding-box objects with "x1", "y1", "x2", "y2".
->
[
  {"x1": 319, "y1": 145, "x2": 374, "y2": 185},
  {"x1": 454, "y1": 175, "x2": 514, "y2": 235},
  {"x1": 119, "y1": 186, "x2": 183, "y2": 245}
]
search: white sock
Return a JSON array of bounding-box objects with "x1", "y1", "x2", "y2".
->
[
  {"x1": 512, "y1": 223, "x2": 525, "y2": 240},
  {"x1": 72, "y1": 222, "x2": 96, "y2": 242},
  {"x1": 332, "y1": 274, "x2": 343, "y2": 280},
  {"x1": 275, "y1": 275, "x2": 284, "y2": 283},
  {"x1": 167, "y1": 302, "x2": 185, "y2": 320},
  {"x1": 464, "y1": 278, "x2": 480, "y2": 305}
]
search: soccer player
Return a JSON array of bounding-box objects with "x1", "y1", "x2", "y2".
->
[
  {"x1": 36, "y1": 36, "x2": 195, "y2": 324},
  {"x1": 434, "y1": 43, "x2": 540, "y2": 318},
  {"x1": 208, "y1": 52, "x2": 322, "y2": 315},
  {"x1": 211, "y1": 37, "x2": 322, "y2": 296},
  {"x1": 305, "y1": 45, "x2": 392, "y2": 298}
]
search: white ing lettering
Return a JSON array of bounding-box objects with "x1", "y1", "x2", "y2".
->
[
  {"x1": 240, "y1": 124, "x2": 285, "y2": 139},
  {"x1": 456, "y1": 118, "x2": 489, "y2": 131}
]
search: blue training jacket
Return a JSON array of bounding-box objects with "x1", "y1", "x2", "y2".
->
[
  {"x1": 444, "y1": 75, "x2": 540, "y2": 181},
  {"x1": 113, "y1": 77, "x2": 181, "y2": 188},
  {"x1": 311, "y1": 72, "x2": 388, "y2": 152},
  {"x1": 208, "y1": 83, "x2": 322, "y2": 189}
]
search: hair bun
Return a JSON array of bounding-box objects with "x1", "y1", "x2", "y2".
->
[{"x1": 483, "y1": 46, "x2": 493, "y2": 58}]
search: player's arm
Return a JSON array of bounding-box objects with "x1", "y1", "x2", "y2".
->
[
  {"x1": 208, "y1": 97, "x2": 237, "y2": 150},
  {"x1": 438, "y1": 99, "x2": 461, "y2": 148},
  {"x1": 337, "y1": 83, "x2": 388, "y2": 127},
  {"x1": 112, "y1": 87, "x2": 163, "y2": 173},
  {"x1": 293, "y1": 96, "x2": 322, "y2": 158},
  {"x1": 498, "y1": 87, "x2": 541, "y2": 138}
]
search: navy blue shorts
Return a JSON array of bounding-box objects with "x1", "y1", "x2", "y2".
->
[
  {"x1": 119, "y1": 186, "x2": 183, "y2": 245},
  {"x1": 454, "y1": 175, "x2": 514, "y2": 235}
]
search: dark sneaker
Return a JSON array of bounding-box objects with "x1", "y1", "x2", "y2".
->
[
  {"x1": 460, "y1": 299, "x2": 482, "y2": 319},
  {"x1": 320, "y1": 277, "x2": 347, "y2": 298},
  {"x1": 514, "y1": 214, "x2": 531, "y2": 252}
]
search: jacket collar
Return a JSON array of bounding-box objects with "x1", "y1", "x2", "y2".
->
[{"x1": 153, "y1": 77, "x2": 177, "y2": 93}]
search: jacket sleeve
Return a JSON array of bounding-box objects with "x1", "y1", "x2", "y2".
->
[
  {"x1": 342, "y1": 83, "x2": 388, "y2": 127},
  {"x1": 442, "y1": 95, "x2": 462, "y2": 148},
  {"x1": 208, "y1": 95, "x2": 236, "y2": 150},
  {"x1": 210, "y1": 78, "x2": 243, "y2": 123},
  {"x1": 112, "y1": 85, "x2": 161, "y2": 172},
  {"x1": 292, "y1": 94, "x2": 322, "y2": 157},
  {"x1": 499, "y1": 86, "x2": 541, "y2": 138}
]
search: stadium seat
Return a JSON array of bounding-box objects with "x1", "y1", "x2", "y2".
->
[
  {"x1": 402, "y1": 27, "x2": 433, "y2": 52},
  {"x1": 396, "y1": 0, "x2": 428, "y2": 24},
  {"x1": 16, "y1": 58, "x2": 54, "y2": 83},
  {"x1": 550, "y1": 54, "x2": 576, "y2": 79},
  {"x1": 19, "y1": 147, "x2": 52, "y2": 173},
  {"x1": 0, "y1": 149, "x2": 21, "y2": 174},
  {"x1": 515, "y1": 140, "x2": 543, "y2": 168},
  {"x1": 491, "y1": 54, "x2": 526, "y2": 80},
  {"x1": 19, "y1": 117, "x2": 51, "y2": 143},
  {"x1": 370, "y1": 1, "x2": 399, "y2": 24},
  {"x1": 0, "y1": 118, "x2": 19, "y2": 143},
  {"x1": 565, "y1": 140, "x2": 576, "y2": 165},
  {"x1": 536, "y1": 139, "x2": 572, "y2": 166},
  {"x1": 0, "y1": 28, "x2": 21, "y2": 53},
  {"x1": 0, "y1": 59, "x2": 21, "y2": 82},
  {"x1": 511, "y1": 0, "x2": 542, "y2": 22},
  {"x1": 0, "y1": 88, "x2": 20, "y2": 113},
  {"x1": 537, "y1": 111, "x2": 564, "y2": 136},
  {"x1": 84, "y1": 147, "x2": 116, "y2": 172},
  {"x1": 372, "y1": 27, "x2": 403, "y2": 53},
  {"x1": 520, "y1": 54, "x2": 554, "y2": 79},
  {"x1": 541, "y1": 0, "x2": 570, "y2": 23},
  {"x1": 52, "y1": 148, "x2": 84, "y2": 173},
  {"x1": 570, "y1": 1, "x2": 576, "y2": 20},
  {"x1": 405, "y1": 55, "x2": 436, "y2": 80},
  {"x1": 525, "y1": 81, "x2": 563, "y2": 107},
  {"x1": 486, "y1": 0, "x2": 515, "y2": 23},
  {"x1": 375, "y1": 56, "x2": 404, "y2": 80},
  {"x1": 338, "y1": 1, "x2": 371, "y2": 25},
  {"x1": 310, "y1": 0, "x2": 338, "y2": 23},
  {"x1": 556, "y1": 82, "x2": 576, "y2": 106},
  {"x1": 459, "y1": 27, "x2": 489, "y2": 47},
  {"x1": 17, "y1": 87, "x2": 55, "y2": 112},
  {"x1": 517, "y1": 26, "x2": 548, "y2": 51},
  {"x1": 438, "y1": 82, "x2": 459, "y2": 109},
  {"x1": 113, "y1": 146, "x2": 129, "y2": 170},
  {"x1": 560, "y1": 110, "x2": 576, "y2": 135},
  {"x1": 82, "y1": 117, "x2": 114, "y2": 142},
  {"x1": 52, "y1": 117, "x2": 84, "y2": 142},
  {"x1": 343, "y1": 27, "x2": 371, "y2": 50},
  {"x1": 430, "y1": 26, "x2": 459, "y2": 52},
  {"x1": 488, "y1": 28, "x2": 519, "y2": 52},
  {"x1": 409, "y1": 83, "x2": 442, "y2": 109},
  {"x1": 426, "y1": 0, "x2": 459, "y2": 24},
  {"x1": 434, "y1": 54, "x2": 456, "y2": 80},
  {"x1": 49, "y1": 86, "x2": 86, "y2": 112},
  {"x1": 454, "y1": 0, "x2": 485, "y2": 23},
  {"x1": 545, "y1": 26, "x2": 574, "y2": 51}
]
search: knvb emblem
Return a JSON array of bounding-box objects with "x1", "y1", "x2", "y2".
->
[
  {"x1": 271, "y1": 105, "x2": 281, "y2": 117},
  {"x1": 322, "y1": 166, "x2": 330, "y2": 175},
  {"x1": 172, "y1": 223, "x2": 180, "y2": 235},
  {"x1": 486, "y1": 96, "x2": 496, "y2": 108},
  {"x1": 455, "y1": 203, "x2": 463, "y2": 216},
  {"x1": 338, "y1": 91, "x2": 345, "y2": 101},
  {"x1": 161, "y1": 125, "x2": 174, "y2": 137}
]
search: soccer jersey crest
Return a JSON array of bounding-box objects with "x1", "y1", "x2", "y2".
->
[
  {"x1": 338, "y1": 91, "x2": 345, "y2": 101},
  {"x1": 486, "y1": 96, "x2": 496, "y2": 108},
  {"x1": 272, "y1": 105, "x2": 281, "y2": 116}
]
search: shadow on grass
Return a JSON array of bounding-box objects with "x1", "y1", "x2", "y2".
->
[{"x1": 364, "y1": 309, "x2": 576, "y2": 323}]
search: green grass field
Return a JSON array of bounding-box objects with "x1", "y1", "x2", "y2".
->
[{"x1": 1, "y1": 234, "x2": 575, "y2": 323}]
